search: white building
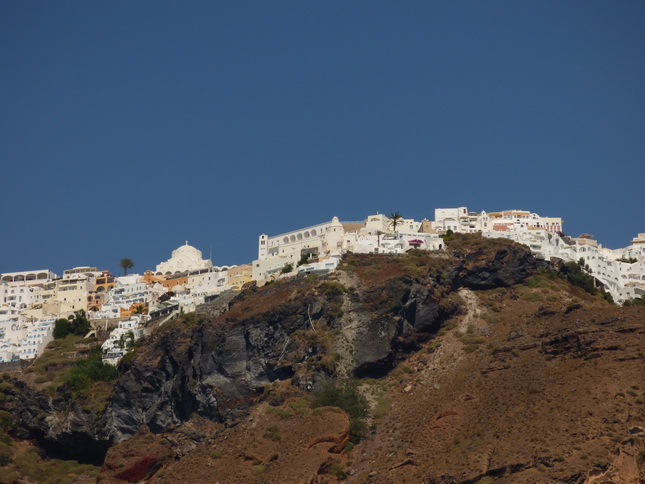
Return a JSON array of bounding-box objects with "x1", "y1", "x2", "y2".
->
[
  {"x1": 0, "y1": 270, "x2": 57, "y2": 312},
  {"x1": 298, "y1": 257, "x2": 341, "y2": 275},
  {"x1": 254, "y1": 217, "x2": 346, "y2": 281},
  {"x1": 0, "y1": 314, "x2": 55, "y2": 363},
  {"x1": 434, "y1": 207, "x2": 563, "y2": 235},
  {"x1": 485, "y1": 210, "x2": 563, "y2": 234},
  {"x1": 30, "y1": 267, "x2": 104, "y2": 317},
  {"x1": 156, "y1": 242, "x2": 213, "y2": 275},
  {"x1": 0, "y1": 270, "x2": 57, "y2": 285},
  {"x1": 253, "y1": 214, "x2": 442, "y2": 282},
  {"x1": 480, "y1": 228, "x2": 645, "y2": 304},
  {"x1": 186, "y1": 266, "x2": 233, "y2": 297},
  {"x1": 93, "y1": 275, "x2": 165, "y2": 320},
  {"x1": 101, "y1": 316, "x2": 146, "y2": 365},
  {"x1": 434, "y1": 207, "x2": 471, "y2": 232},
  {"x1": 435, "y1": 206, "x2": 644, "y2": 303}
]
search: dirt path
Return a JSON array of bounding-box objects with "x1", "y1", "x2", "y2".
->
[
  {"x1": 457, "y1": 287, "x2": 488, "y2": 333},
  {"x1": 419, "y1": 288, "x2": 487, "y2": 379}
]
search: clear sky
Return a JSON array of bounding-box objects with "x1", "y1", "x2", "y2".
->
[{"x1": 1, "y1": 1, "x2": 644, "y2": 276}]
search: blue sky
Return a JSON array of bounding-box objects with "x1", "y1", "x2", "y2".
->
[{"x1": 1, "y1": 2, "x2": 644, "y2": 275}]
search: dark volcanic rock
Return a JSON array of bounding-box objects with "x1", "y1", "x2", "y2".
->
[
  {"x1": 450, "y1": 239, "x2": 537, "y2": 289},
  {"x1": 2, "y1": 378, "x2": 110, "y2": 464},
  {"x1": 105, "y1": 298, "x2": 316, "y2": 442}
]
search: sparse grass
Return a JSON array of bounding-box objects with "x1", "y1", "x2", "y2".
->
[
  {"x1": 456, "y1": 329, "x2": 486, "y2": 354},
  {"x1": 391, "y1": 363, "x2": 413, "y2": 378},
  {"x1": 481, "y1": 312, "x2": 502, "y2": 324},
  {"x1": 304, "y1": 273, "x2": 319, "y2": 283},
  {"x1": 265, "y1": 405, "x2": 293, "y2": 419},
  {"x1": 372, "y1": 396, "x2": 392, "y2": 419},
  {"x1": 263, "y1": 425, "x2": 281, "y2": 442},
  {"x1": 319, "y1": 281, "x2": 347, "y2": 297},
  {"x1": 458, "y1": 333, "x2": 486, "y2": 345},
  {"x1": 10, "y1": 446, "x2": 99, "y2": 483},
  {"x1": 514, "y1": 285, "x2": 544, "y2": 302},
  {"x1": 400, "y1": 252, "x2": 428, "y2": 278},
  {"x1": 287, "y1": 397, "x2": 310, "y2": 416}
]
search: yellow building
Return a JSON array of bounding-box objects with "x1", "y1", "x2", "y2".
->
[
  {"x1": 228, "y1": 264, "x2": 253, "y2": 291},
  {"x1": 89, "y1": 271, "x2": 116, "y2": 311}
]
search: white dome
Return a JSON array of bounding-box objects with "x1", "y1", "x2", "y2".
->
[{"x1": 156, "y1": 242, "x2": 212, "y2": 274}]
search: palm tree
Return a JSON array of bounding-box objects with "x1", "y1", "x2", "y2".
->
[
  {"x1": 376, "y1": 230, "x2": 383, "y2": 247},
  {"x1": 119, "y1": 258, "x2": 134, "y2": 276},
  {"x1": 389, "y1": 212, "x2": 404, "y2": 233}
]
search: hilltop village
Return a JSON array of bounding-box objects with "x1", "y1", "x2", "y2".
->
[{"x1": 1, "y1": 207, "x2": 644, "y2": 366}]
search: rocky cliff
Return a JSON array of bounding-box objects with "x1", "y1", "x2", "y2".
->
[{"x1": 2, "y1": 234, "x2": 643, "y2": 483}]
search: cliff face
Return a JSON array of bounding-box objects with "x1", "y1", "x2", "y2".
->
[
  {"x1": 9, "y1": 234, "x2": 638, "y2": 484},
  {"x1": 101, "y1": 238, "x2": 537, "y2": 444},
  {"x1": 4, "y1": 235, "x2": 644, "y2": 482},
  {"x1": 3, "y1": 236, "x2": 535, "y2": 463}
]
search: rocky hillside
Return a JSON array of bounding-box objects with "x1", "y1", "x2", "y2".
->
[{"x1": 0, "y1": 234, "x2": 643, "y2": 483}]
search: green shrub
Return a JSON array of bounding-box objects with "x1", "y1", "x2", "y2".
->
[
  {"x1": 280, "y1": 263, "x2": 294, "y2": 274},
  {"x1": 66, "y1": 349, "x2": 118, "y2": 392},
  {"x1": 53, "y1": 310, "x2": 91, "y2": 339},
  {"x1": 53, "y1": 319, "x2": 72, "y2": 339},
  {"x1": 297, "y1": 253, "x2": 312, "y2": 266},
  {"x1": 561, "y1": 260, "x2": 597, "y2": 296},
  {"x1": 329, "y1": 462, "x2": 348, "y2": 480},
  {"x1": 623, "y1": 295, "x2": 645, "y2": 307},
  {"x1": 311, "y1": 379, "x2": 368, "y2": 443}
]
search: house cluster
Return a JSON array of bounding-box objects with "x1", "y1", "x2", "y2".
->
[
  {"x1": 251, "y1": 208, "x2": 643, "y2": 304},
  {"x1": 1, "y1": 208, "x2": 643, "y2": 365},
  {"x1": 0, "y1": 243, "x2": 251, "y2": 364}
]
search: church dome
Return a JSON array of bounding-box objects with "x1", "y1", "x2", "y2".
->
[
  {"x1": 156, "y1": 241, "x2": 212, "y2": 274},
  {"x1": 172, "y1": 242, "x2": 202, "y2": 258}
]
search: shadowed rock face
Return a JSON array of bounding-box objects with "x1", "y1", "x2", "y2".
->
[
  {"x1": 5, "y1": 237, "x2": 538, "y2": 463},
  {"x1": 450, "y1": 240, "x2": 538, "y2": 289},
  {"x1": 5, "y1": 379, "x2": 111, "y2": 465},
  {"x1": 105, "y1": 298, "x2": 318, "y2": 442}
]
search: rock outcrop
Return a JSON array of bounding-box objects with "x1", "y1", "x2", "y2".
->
[{"x1": 2, "y1": 236, "x2": 539, "y2": 465}]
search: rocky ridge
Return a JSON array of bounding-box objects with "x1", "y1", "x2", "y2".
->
[{"x1": 0, "y1": 234, "x2": 643, "y2": 483}]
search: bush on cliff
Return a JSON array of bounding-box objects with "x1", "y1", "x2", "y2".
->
[
  {"x1": 53, "y1": 310, "x2": 91, "y2": 339},
  {"x1": 67, "y1": 349, "x2": 118, "y2": 392},
  {"x1": 311, "y1": 379, "x2": 369, "y2": 443}
]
